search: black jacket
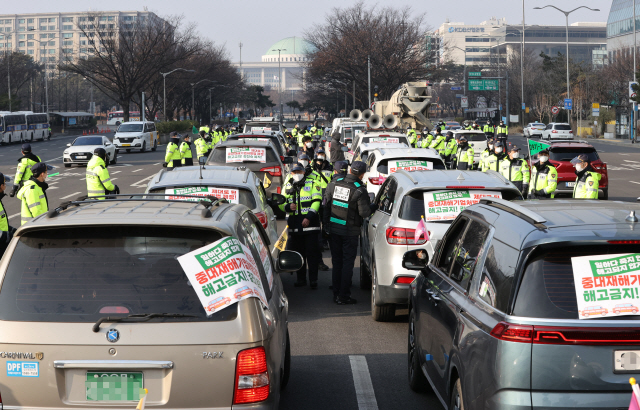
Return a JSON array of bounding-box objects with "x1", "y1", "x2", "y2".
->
[
  {"x1": 329, "y1": 132, "x2": 345, "y2": 163},
  {"x1": 323, "y1": 174, "x2": 374, "y2": 236}
]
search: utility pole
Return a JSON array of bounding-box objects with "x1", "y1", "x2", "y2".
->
[
  {"x1": 367, "y1": 55, "x2": 372, "y2": 107},
  {"x1": 7, "y1": 52, "x2": 10, "y2": 111},
  {"x1": 521, "y1": 0, "x2": 526, "y2": 127},
  {"x1": 271, "y1": 48, "x2": 287, "y2": 121},
  {"x1": 141, "y1": 92, "x2": 145, "y2": 122}
]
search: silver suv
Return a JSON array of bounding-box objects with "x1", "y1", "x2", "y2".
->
[
  {"x1": 0, "y1": 197, "x2": 303, "y2": 409},
  {"x1": 361, "y1": 170, "x2": 522, "y2": 321}
]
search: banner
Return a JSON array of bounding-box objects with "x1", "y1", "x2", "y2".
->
[
  {"x1": 226, "y1": 147, "x2": 266, "y2": 163},
  {"x1": 165, "y1": 186, "x2": 239, "y2": 203},
  {"x1": 177, "y1": 237, "x2": 268, "y2": 315},
  {"x1": 571, "y1": 253, "x2": 640, "y2": 319},
  {"x1": 389, "y1": 159, "x2": 433, "y2": 173},
  {"x1": 369, "y1": 137, "x2": 399, "y2": 143},
  {"x1": 423, "y1": 190, "x2": 502, "y2": 221},
  {"x1": 527, "y1": 139, "x2": 550, "y2": 157}
]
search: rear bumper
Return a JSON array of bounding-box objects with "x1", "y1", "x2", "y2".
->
[
  {"x1": 530, "y1": 391, "x2": 630, "y2": 410},
  {"x1": 377, "y1": 283, "x2": 411, "y2": 305}
]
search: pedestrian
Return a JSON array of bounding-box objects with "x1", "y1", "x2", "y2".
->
[
  {"x1": 86, "y1": 148, "x2": 118, "y2": 199},
  {"x1": 496, "y1": 120, "x2": 509, "y2": 145},
  {"x1": 280, "y1": 163, "x2": 323, "y2": 288},
  {"x1": 0, "y1": 173, "x2": 15, "y2": 255},
  {"x1": 528, "y1": 149, "x2": 558, "y2": 199},
  {"x1": 195, "y1": 130, "x2": 209, "y2": 160},
  {"x1": 10, "y1": 143, "x2": 41, "y2": 197},
  {"x1": 483, "y1": 120, "x2": 495, "y2": 139},
  {"x1": 455, "y1": 136, "x2": 474, "y2": 170},
  {"x1": 499, "y1": 145, "x2": 530, "y2": 195},
  {"x1": 180, "y1": 135, "x2": 193, "y2": 166},
  {"x1": 482, "y1": 140, "x2": 505, "y2": 172},
  {"x1": 571, "y1": 154, "x2": 601, "y2": 199},
  {"x1": 324, "y1": 161, "x2": 376, "y2": 304},
  {"x1": 17, "y1": 162, "x2": 49, "y2": 225},
  {"x1": 164, "y1": 132, "x2": 182, "y2": 170},
  {"x1": 329, "y1": 131, "x2": 345, "y2": 164}
]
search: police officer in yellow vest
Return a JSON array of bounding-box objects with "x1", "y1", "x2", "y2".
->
[
  {"x1": 180, "y1": 135, "x2": 193, "y2": 166},
  {"x1": 496, "y1": 120, "x2": 508, "y2": 144},
  {"x1": 499, "y1": 145, "x2": 530, "y2": 194},
  {"x1": 480, "y1": 138, "x2": 494, "y2": 171},
  {"x1": 199, "y1": 124, "x2": 210, "y2": 135},
  {"x1": 430, "y1": 130, "x2": 446, "y2": 157},
  {"x1": 10, "y1": 143, "x2": 41, "y2": 197},
  {"x1": 407, "y1": 125, "x2": 417, "y2": 147},
  {"x1": 444, "y1": 131, "x2": 457, "y2": 165},
  {"x1": 482, "y1": 140, "x2": 506, "y2": 172},
  {"x1": 86, "y1": 148, "x2": 118, "y2": 199},
  {"x1": 571, "y1": 154, "x2": 601, "y2": 199},
  {"x1": 456, "y1": 136, "x2": 474, "y2": 170},
  {"x1": 528, "y1": 149, "x2": 558, "y2": 199},
  {"x1": 195, "y1": 130, "x2": 209, "y2": 159},
  {"x1": 292, "y1": 124, "x2": 301, "y2": 146},
  {"x1": 17, "y1": 162, "x2": 48, "y2": 225},
  {"x1": 0, "y1": 173, "x2": 15, "y2": 255},
  {"x1": 483, "y1": 121, "x2": 495, "y2": 138},
  {"x1": 164, "y1": 132, "x2": 182, "y2": 170}
]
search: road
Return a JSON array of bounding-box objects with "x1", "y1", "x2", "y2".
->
[{"x1": 2, "y1": 132, "x2": 638, "y2": 410}]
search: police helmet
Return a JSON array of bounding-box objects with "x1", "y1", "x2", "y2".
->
[{"x1": 94, "y1": 147, "x2": 107, "y2": 159}]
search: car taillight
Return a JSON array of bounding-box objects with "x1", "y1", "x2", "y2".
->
[
  {"x1": 260, "y1": 166, "x2": 282, "y2": 177},
  {"x1": 491, "y1": 321, "x2": 640, "y2": 345},
  {"x1": 277, "y1": 186, "x2": 281, "y2": 194},
  {"x1": 233, "y1": 347, "x2": 269, "y2": 404},
  {"x1": 395, "y1": 276, "x2": 415, "y2": 284},
  {"x1": 369, "y1": 176, "x2": 383, "y2": 185},
  {"x1": 569, "y1": 130, "x2": 573, "y2": 133},
  {"x1": 385, "y1": 227, "x2": 429, "y2": 245},
  {"x1": 255, "y1": 211, "x2": 268, "y2": 229},
  {"x1": 490, "y1": 322, "x2": 534, "y2": 343},
  {"x1": 608, "y1": 240, "x2": 640, "y2": 244}
]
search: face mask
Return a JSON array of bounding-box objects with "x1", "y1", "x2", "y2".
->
[
  {"x1": 488, "y1": 144, "x2": 494, "y2": 149},
  {"x1": 292, "y1": 174, "x2": 304, "y2": 182},
  {"x1": 576, "y1": 163, "x2": 585, "y2": 172},
  {"x1": 511, "y1": 152, "x2": 519, "y2": 159},
  {"x1": 306, "y1": 142, "x2": 313, "y2": 148},
  {"x1": 496, "y1": 148, "x2": 503, "y2": 154},
  {"x1": 300, "y1": 160, "x2": 309, "y2": 168},
  {"x1": 539, "y1": 156, "x2": 548, "y2": 163},
  {"x1": 318, "y1": 155, "x2": 325, "y2": 161}
]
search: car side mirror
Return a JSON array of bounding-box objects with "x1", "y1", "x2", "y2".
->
[
  {"x1": 270, "y1": 193, "x2": 286, "y2": 205},
  {"x1": 341, "y1": 146, "x2": 349, "y2": 152},
  {"x1": 105, "y1": 142, "x2": 111, "y2": 146},
  {"x1": 402, "y1": 249, "x2": 429, "y2": 271},
  {"x1": 283, "y1": 156, "x2": 294, "y2": 164},
  {"x1": 198, "y1": 157, "x2": 207, "y2": 166},
  {"x1": 287, "y1": 149, "x2": 297, "y2": 156},
  {"x1": 66, "y1": 143, "x2": 71, "y2": 147},
  {"x1": 278, "y1": 250, "x2": 304, "y2": 272}
]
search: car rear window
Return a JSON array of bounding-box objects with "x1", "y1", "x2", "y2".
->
[
  {"x1": 553, "y1": 124, "x2": 571, "y2": 130},
  {"x1": 377, "y1": 158, "x2": 445, "y2": 174},
  {"x1": 0, "y1": 226, "x2": 238, "y2": 322},
  {"x1": 150, "y1": 187, "x2": 257, "y2": 208},
  {"x1": 399, "y1": 189, "x2": 523, "y2": 222},
  {"x1": 549, "y1": 147, "x2": 599, "y2": 162},
  {"x1": 457, "y1": 132, "x2": 486, "y2": 142},
  {"x1": 210, "y1": 146, "x2": 279, "y2": 164},
  {"x1": 513, "y1": 245, "x2": 640, "y2": 320}
]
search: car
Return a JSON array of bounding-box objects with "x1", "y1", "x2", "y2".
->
[
  {"x1": 226, "y1": 131, "x2": 294, "y2": 158},
  {"x1": 113, "y1": 121, "x2": 159, "y2": 152},
  {"x1": 405, "y1": 198, "x2": 640, "y2": 410},
  {"x1": 234, "y1": 286, "x2": 254, "y2": 299},
  {"x1": 243, "y1": 117, "x2": 285, "y2": 135},
  {"x1": 541, "y1": 122, "x2": 573, "y2": 140},
  {"x1": 207, "y1": 139, "x2": 293, "y2": 197},
  {"x1": 360, "y1": 170, "x2": 522, "y2": 321},
  {"x1": 579, "y1": 306, "x2": 608, "y2": 317},
  {"x1": 207, "y1": 296, "x2": 232, "y2": 312},
  {"x1": 63, "y1": 136, "x2": 117, "y2": 167},
  {"x1": 450, "y1": 129, "x2": 487, "y2": 167},
  {"x1": 362, "y1": 146, "x2": 446, "y2": 196},
  {"x1": 145, "y1": 165, "x2": 284, "y2": 244},
  {"x1": 444, "y1": 125, "x2": 462, "y2": 131},
  {"x1": 346, "y1": 131, "x2": 412, "y2": 163},
  {"x1": 529, "y1": 141, "x2": 608, "y2": 199},
  {"x1": 524, "y1": 122, "x2": 546, "y2": 138},
  {"x1": 0, "y1": 196, "x2": 304, "y2": 409},
  {"x1": 613, "y1": 303, "x2": 638, "y2": 314},
  {"x1": 352, "y1": 142, "x2": 409, "y2": 164}
]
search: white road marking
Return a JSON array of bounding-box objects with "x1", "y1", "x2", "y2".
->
[
  {"x1": 608, "y1": 166, "x2": 632, "y2": 171},
  {"x1": 349, "y1": 355, "x2": 378, "y2": 410},
  {"x1": 60, "y1": 191, "x2": 82, "y2": 199},
  {"x1": 8, "y1": 212, "x2": 20, "y2": 220},
  {"x1": 132, "y1": 168, "x2": 143, "y2": 173},
  {"x1": 152, "y1": 163, "x2": 160, "y2": 166},
  {"x1": 111, "y1": 178, "x2": 118, "y2": 181},
  {"x1": 630, "y1": 181, "x2": 640, "y2": 185},
  {"x1": 48, "y1": 186, "x2": 59, "y2": 190},
  {"x1": 130, "y1": 175, "x2": 154, "y2": 187},
  {"x1": 624, "y1": 160, "x2": 640, "y2": 164},
  {"x1": 111, "y1": 170, "x2": 121, "y2": 174}
]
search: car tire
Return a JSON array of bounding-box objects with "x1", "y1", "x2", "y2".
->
[
  {"x1": 110, "y1": 153, "x2": 117, "y2": 165},
  {"x1": 115, "y1": 121, "x2": 121, "y2": 126},
  {"x1": 281, "y1": 330, "x2": 291, "y2": 390},
  {"x1": 64, "y1": 164, "x2": 71, "y2": 168},
  {"x1": 600, "y1": 188, "x2": 608, "y2": 200},
  {"x1": 140, "y1": 141, "x2": 146, "y2": 153},
  {"x1": 126, "y1": 149, "x2": 131, "y2": 153},
  {"x1": 371, "y1": 260, "x2": 396, "y2": 322},
  {"x1": 450, "y1": 378, "x2": 464, "y2": 410},
  {"x1": 408, "y1": 310, "x2": 430, "y2": 392},
  {"x1": 151, "y1": 139, "x2": 157, "y2": 152}
]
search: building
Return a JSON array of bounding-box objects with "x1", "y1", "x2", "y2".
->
[
  {"x1": 0, "y1": 11, "x2": 157, "y2": 65},
  {"x1": 606, "y1": 0, "x2": 640, "y2": 63}
]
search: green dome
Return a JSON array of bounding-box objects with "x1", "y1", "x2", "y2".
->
[{"x1": 264, "y1": 37, "x2": 315, "y2": 56}]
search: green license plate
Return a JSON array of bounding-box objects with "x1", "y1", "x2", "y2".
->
[{"x1": 86, "y1": 372, "x2": 144, "y2": 401}]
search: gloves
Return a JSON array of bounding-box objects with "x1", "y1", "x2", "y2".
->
[
  {"x1": 114, "y1": 185, "x2": 120, "y2": 195},
  {"x1": 535, "y1": 189, "x2": 545, "y2": 197},
  {"x1": 162, "y1": 162, "x2": 168, "y2": 168},
  {"x1": 9, "y1": 185, "x2": 18, "y2": 197}
]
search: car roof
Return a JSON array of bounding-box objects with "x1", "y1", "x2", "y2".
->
[
  {"x1": 549, "y1": 122, "x2": 570, "y2": 125},
  {"x1": 548, "y1": 141, "x2": 594, "y2": 148},
  {"x1": 360, "y1": 131, "x2": 407, "y2": 137},
  {"x1": 117, "y1": 121, "x2": 153, "y2": 125},
  {"x1": 393, "y1": 169, "x2": 515, "y2": 189},
  {"x1": 451, "y1": 130, "x2": 485, "y2": 134},
  {"x1": 370, "y1": 147, "x2": 441, "y2": 159},
  {"x1": 358, "y1": 142, "x2": 409, "y2": 152},
  {"x1": 147, "y1": 166, "x2": 257, "y2": 191},
  {"x1": 231, "y1": 131, "x2": 279, "y2": 137},
  {"x1": 216, "y1": 139, "x2": 277, "y2": 149}
]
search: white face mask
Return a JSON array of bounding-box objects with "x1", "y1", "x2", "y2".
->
[
  {"x1": 496, "y1": 148, "x2": 503, "y2": 154},
  {"x1": 318, "y1": 155, "x2": 325, "y2": 160},
  {"x1": 488, "y1": 144, "x2": 494, "y2": 149},
  {"x1": 306, "y1": 142, "x2": 313, "y2": 148},
  {"x1": 576, "y1": 163, "x2": 585, "y2": 172},
  {"x1": 300, "y1": 160, "x2": 309, "y2": 168},
  {"x1": 511, "y1": 152, "x2": 519, "y2": 159},
  {"x1": 539, "y1": 156, "x2": 548, "y2": 163},
  {"x1": 292, "y1": 173, "x2": 304, "y2": 182}
]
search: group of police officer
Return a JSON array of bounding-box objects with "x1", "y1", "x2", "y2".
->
[{"x1": 164, "y1": 124, "x2": 236, "y2": 170}]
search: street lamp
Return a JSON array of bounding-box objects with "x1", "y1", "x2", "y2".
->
[
  {"x1": 506, "y1": 25, "x2": 538, "y2": 126},
  {"x1": 160, "y1": 68, "x2": 195, "y2": 120},
  {"x1": 452, "y1": 46, "x2": 467, "y2": 96},
  {"x1": 534, "y1": 5, "x2": 600, "y2": 127},
  {"x1": 30, "y1": 36, "x2": 57, "y2": 114},
  {"x1": 190, "y1": 79, "x2": 216, "y2": 123},
  {"x1": 271, "y1": 48, "x2": 286, "y2": 121}
]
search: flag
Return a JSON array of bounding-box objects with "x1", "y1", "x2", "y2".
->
[
  {"x1": 263, "y1": 172, "x2": 272, "y2": 188},
  {"x1": 275, "y1": 230, "x2": 288, "y2": 252},
  {"x1": 192, "y1": 125, "x2": 198, "y2": 135},
  {"x1": 414, "y1": 217, "x2": 429, "y2": 244},
  {"x1": 136, "y1": 388, "x2": 148, "y2": 410},
  {"x1": 527, "y1": 138, "x2": 550, "y2": 157}
]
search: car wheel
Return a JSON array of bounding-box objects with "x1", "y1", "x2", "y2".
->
[
  {"x1": 602, "y1": 312, "x2": 607, "y2": 316},
  {"x1": 64, "y1": 164, "x2": 71, "y2": 168},
  {"x1": 152, "y1": 139, "x2": 157, "y2": 152},
  {"x1": 126, "y1": 149, "x2": 131, "y2": 153},
  {"x1": 371, "y1": 260, "x2": 396, "y2": 322},
  {"x1": 450, "y1": 378, "x2": 464, "y2": 410},
  {"x1": 615, "y1": 310, "x2": 620, "y2": 314},
  {"x1": 281, "y1": 330, "x2": 291, "y2": 390},
  {"x1": 140, "y1": 141, "x2": 146, "y2": 153},
  {"x1": 115, "y1": 121, "x2": 121, "y2": 126},
  {"x1": 408, "y1": 310, "x2": 430, "y2": 392},
  {"x1": 110, "y1": 153, "x2": 117, "y2": 165},
  {"x1": 600, "y1": 188, "x2": 608, "y2": 200}
]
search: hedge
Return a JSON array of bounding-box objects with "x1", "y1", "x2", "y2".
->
[{"x1": 156, "y1": 120, "x2": 199, "y2": 135}]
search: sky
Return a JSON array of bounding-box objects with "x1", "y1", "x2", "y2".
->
[{"x1": 6, "y1": 0, "x2": 611, "y2": 62}]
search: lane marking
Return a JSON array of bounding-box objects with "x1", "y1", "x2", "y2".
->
[
  {"x1": 111, "y1": 178, "x2": 118, "y2": 181},
  {"x1": 111, "y1": 171, "x2": 121, "y2": 174},
  {"x1": 60, "y1": 191, "x2": 82, "y2": 199},
  {"x1": 132, "y1": 168, "x2": 143, "y2": 173},
  {"x1": 349, "y1": 355, "x2": 378, "y2": 410},
  {"x1": 48, "y1": 186, "x2": 58, "y2": 190},
  {"x1": 130, "y1": 175, "x2": 154, "y2": 187},
  {"x1": 624, "y1": 160, "x2": 640, "y2": 164},
  {"x1": 8, "y1": 212, "x2": 20, "y2": 220},
  {"x1": 152, "y1": 163, "x2": 160, "y2": 166},
  {"x1": 629, "y1": 181, "x2": 640, "y2": 185}
]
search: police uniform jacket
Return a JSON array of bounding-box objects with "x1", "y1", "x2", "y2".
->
[{"x1": 323, "y1": 174, "x2": 373, "y2": 236}]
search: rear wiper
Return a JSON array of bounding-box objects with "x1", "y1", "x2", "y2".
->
[{"x1": 92, "y1": 313, "x2": 198, "y2": 332}]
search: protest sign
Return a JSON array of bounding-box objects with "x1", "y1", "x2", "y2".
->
[
  {"x1": 165, "y1": 186, "x2": 239, "y2": 203},
  {"x1": 226, "y1": 147, "x2": 266, "y2": 163},
  {"x1": 423, "y1": 190, "x2": 501, "y2": 221},
  {"x1": 389, "y1": 159, "x2": 433, "y2": 173}
]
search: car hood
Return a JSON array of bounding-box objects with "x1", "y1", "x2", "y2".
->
[{"x1": 65, "y1": 145, "x2": 105, "y2": 153}]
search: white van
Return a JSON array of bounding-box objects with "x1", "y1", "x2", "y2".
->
[{"x1": 113, "y1": 121, "x2": 159, "y2": 152}]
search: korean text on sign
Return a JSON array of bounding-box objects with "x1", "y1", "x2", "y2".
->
[
  {"x1": 165, "y1": 186, "x2": 239, "y2": 203},
  {"x1": 226, "y1": 147, "x2": 267, "y2": 163},
  {"x1": 389, "y1": 160, "x2": 433, "y2": 173},
  {"x1": 423, "y1": 190, "x2": 502, "y2": 221}
]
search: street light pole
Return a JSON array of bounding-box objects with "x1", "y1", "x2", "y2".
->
[
  {"x1": 7, "y1": 52, "x2": 10, "y2": 111},
  {"x1": 160, "y1": 68, "x2": 195, "y2": 120},
  {"x1": 190, "y1": 79, "x2": 216, "y2": 123},
  {"x1": 634, "y1": 0, "x2": 638, "y2": 142},
  {"x1": 522, "y1": 0, "x2": 525, "y2": 126},
  {"x1": 271, "y1": 48, "x2": 286, "y2": 120}
]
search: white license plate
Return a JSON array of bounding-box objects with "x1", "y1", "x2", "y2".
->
[
  {"x1": 615, "y1": 351, "x2": 640, "y2": 372},
  {"x1": 122, "y1": 144, "x2": 131, "y2": 147},
  {"x1": 566, "y1": 182, "x2": 575, "y2": 187},
  {"x1": 76, "y1": 156, "x2": 87, "y2": 159}
]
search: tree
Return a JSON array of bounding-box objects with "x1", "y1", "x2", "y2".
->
[
  {"x1": 0, "y1": 52, "x2": 43, "y2": 110},
  {"x1": 286, "y1": 100, "x2": 301, "y2": 117}
]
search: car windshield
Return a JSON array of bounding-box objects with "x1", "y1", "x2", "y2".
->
[
  {"x1": 376, "y1": 157, "x2": 446, "y2": 174},
  {"x1": 150, "y1": 187, "x2": 257, "y2": 209},
  {"x1": 73, "y1": 137, "x2": 103, "y2": 146},
  {"x1": 118, "y1": 123, "x2": 143, "y2": 132},
  {"x1": 457, "y1": 132, "x2": 486, "y2": 142},
  {"x1": 554, "y1": 124, "x2": 571, "y2": 131},
  {"x1": 549, "y1": 147, "x2": 599, "y2": 162},
  {"x1": 513, "y1": 245, "x2": 640, "y2": 320},
  {"x1": 0, "y1": 226, "x2": 237, "y2": 322}
]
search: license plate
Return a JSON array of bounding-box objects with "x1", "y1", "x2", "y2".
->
[
  {"x1": 75, "y1": 156, "x2": 87, "y2": 159},
  {"x1": 122, "y1": 144, "x2": 131, "y2": 147},
  {"x1": 615, "y1": 351, "x2": 640, "y2": 372},
  {"x1": 86, "y1": 372, "x2": 144, "y2": 401},
  {"x1": 566, "y1": 182, "x2": 575, "y2": 187}
]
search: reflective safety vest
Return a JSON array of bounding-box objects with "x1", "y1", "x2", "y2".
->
[
  {"x1": 499, "y1": 157, "x2": 530, "y2": 183},
  {"x1": 180, "y1": 141, "x2": 193, "y2": 164},
  {"x1": 457, "y1": 146, "x2": 474, "y2": 168},
  {"x1": 195, "y1": 138, "x2": 208, "y2": 158},
  {"x1": 407, "y1": 129, "x2": 417, "y2": 147},
  {"x1": 86, "y1": 155, "x2": 115, "y2": 199},
  {"x1": 529, "y1": 163, "x2": 558, "y2": 197},
  {"x1": 279, "y1": 177, "x2": 322, "y2": 233},
  {"x1": 328, "y1": 177, "x2": 364, "y2": 228},
  {"x1": 482, "y1": 153, "x2": 502, "y2": 172},
  {"x1": 14, "y1": 155, "x2": 42, "y2": 186},
  {"x1": 444, "y1": 138, "x2": 457, "y2": 156},
  {"x1": 17, "y1": 179, "x2": 47, "y2": 225},
  {"x1": 165, "y1": 142, "x2": 181, "y2": 168},
  {"x1": 199, "y1": 126, "x2": 210, "y2": 134},
  {"x1": 480, "y1": 149, "x2": 491, "y2": 169},
  {"x1": 317, "y1": 128, "x2": 324, "y2": 137},
  {"x1": 573, "y1": 170, "x2": 601, "y2": 199},
  {"x1": 420, "y1": 134, "x2": 433, "y2": 148},
  {"x1": 483, "y1": 124, "x2": 495, "y2": 133},
  {"x1": 310, "y1": 126, "x2": 317, "y2": 135},
  {"x1": 496, "y1": 125, "x2": 508, "y2": 135},
  {"x1": 0, "y1": 200, "x2": 7, "y2": 233},
  {"x1": 430, "y1": 134, "x2": 446, "y2": 154}
]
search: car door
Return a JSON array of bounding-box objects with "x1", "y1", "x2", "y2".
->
[
  {"x1": 257, "y1": 181, "x2": 277, "y2": 244},
  {"x1": 367, "y1": 178, "x2": 397, "y2": 267},
  {"x1": 361, "y1": 175, "x2": 386, "y2": 265}
]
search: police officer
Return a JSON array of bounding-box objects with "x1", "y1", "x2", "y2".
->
[
  {"x1": 496, "y1": 120, "x2": 508, "y2": 145},
  {"x1": 292, "y1": 124, "x2": 301, "y2": 147},
  {"x1": 430, "y1": 129, "x2": 446, "y2": 158},
  {"x1": 471, "y1": 120, "x2": 480, "y2": 130},
  {"x1": 407, "y1": 125, "x2": 417, "y2": 147},
  {"x1": 10, "y1": 143, "x2": 41, "y2": 197},
  {"x1": 480, "y1": 138, "x2": 494, "y2": 171},
  {"x1": 180, "y1": 135, "x2": 193, "y2": 166},
  {"x1": 195, "y1": 130, "x2": 209, "y2": 159},
  {"x1": 280, "y1": 163, "x2": 323, "y2": 288},
  {"x1": 444, "y1": 131, "x2": 457, "y2": 166},
  {"x1": 528, "y1": 149, "x2": 558, "y2": 199},
  {"x1": 323, "y1": 161, "x2": 376, "y2": 305},
  {"x1": 301, "y1": 136, "x2": 315, "y2": 158},
  {"x1": 0, "y1": 173, "x2": 14, "y2": 255},
  {"x1": 499, "y1": 146, "x2": 530, "y2": 194},
  {"x1": 330, "y1": 131, "x2": 345, "y2": 164},
  {"x1": 571, "y1": 154, "x2": 601, "y2": 199},
  {"x1": 17, "y1": 162, "x2": 48, "y2": 225},
  {"x1": 164, "y1": 132, "x2": 182, "y2": 170},
  {"x1": 456, "y1": 136, "x2": 474, "y2": 170},
  {"x1": 482, "y1": 140, "x2": 505, "y2": 172},
  {"x1": 310, "y1": 123, "x2": 317, "y2": 136},
  {"x1": 312, "y1": 150, "x2": 333, "y2": 270},
  {"x1": 483, "y1": 120, "x2": 495, "y2": 139},
  {"x1": 86, "y1": 148, "x2": 118, "y2": 199},
  {"x1": 199, "y1": 123, "x2": 210, "y2": 135}
]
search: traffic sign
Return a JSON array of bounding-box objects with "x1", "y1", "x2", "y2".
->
[
  {"x1": 592, "y1": 108, "x2": 600, "y2": 117},
  {"x1": 455, "y1": 94, "x2": 464, "y2": 98},
  {"x1": 461, "y1": 96, "x2": 469, "y2": 108},
  {"x1": 630, "y1": 81, "x2": 638, "y2": 102},
  {"x1": 551, "y1": 106, "x2": 559, "y2": 115},
  {"x1": 469, "y1": 72, "x2": 482, "y2": 77},
  {"x1": 468, "y1": 79, "x2": 499, "y2": 91},
  {"x1": 522, "y1": 103, "x2": 526, "y2": 110},
  {"x1": 450, "y1": 86, "x2": 462, "y2": 91},
  {"x1": 592, "y1": 103, "x2": 600, "y2": 109},
  {"x1": 564, "y1": 98, "x2": 572, "y2": 110}
]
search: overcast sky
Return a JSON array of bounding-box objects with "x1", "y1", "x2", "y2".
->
[{"x1": 5, "y1": 0, "x2": 611, "y2": 61}]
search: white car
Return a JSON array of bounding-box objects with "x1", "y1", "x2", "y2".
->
[
  {"x1": 524, "y1": 122, "x2": 546, "y2": 138},
  {"x1": 363, "y1": 146, "x2": 446, "y2": 196},
  {"x1": 450, "y1": 130, "x2": 487, "y2": 167},
  {"x1": 113, "y1": 121, "x2": 159, "y2": 152},
  {"x1": 541, "y1": 122, "x2": 573, "y2": 140},
  {"x1": 348, "y1": 131, "x2": 411, "y2": 162},
  {"x1": 352, "y1": 142, "x2": 409, "y2": 164},
  {"x1": 63, "y1": 136, "x2": 117, "y2": 167}
]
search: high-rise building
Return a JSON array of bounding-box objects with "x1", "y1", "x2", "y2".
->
[{"x1": 606, "y1": 0, "x2": 640, "y2": 63}]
